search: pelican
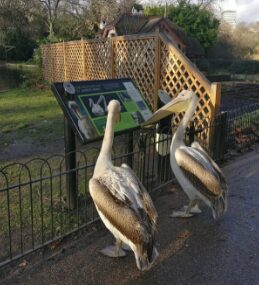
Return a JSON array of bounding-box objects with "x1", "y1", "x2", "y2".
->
[
  {"x1": 68, "y1": 101, "x2": 97, "y2": 139},
  {"x1": 89, "y1": 100, "x2": 158, "y2": 271},
  {"x1": 144, "y1": 90, "x2": 228, "y2": 219},
  {"x1": 89, "y1": 95, "x2": 107, "y2": 116}
]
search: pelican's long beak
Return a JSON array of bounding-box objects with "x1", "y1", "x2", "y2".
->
[{"x1": 143, "y1": 96, "x2": 185, "y2": 126}]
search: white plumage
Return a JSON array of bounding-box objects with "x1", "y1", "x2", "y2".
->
[
  {"x1": 89, "y1": 100, "x2": 158, "y2": 271},
  {"x1": 144, "y1": 90, "x2": 228, "y2": 219}
]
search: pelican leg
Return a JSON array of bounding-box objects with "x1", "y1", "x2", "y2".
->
[
  {"x1": 99, "y1": 239, "x2": 127, "y2": 258},
  {"x1": 170, "y1": 200, "x2": 199, "y2": 218}
]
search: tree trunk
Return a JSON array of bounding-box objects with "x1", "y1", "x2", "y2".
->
[{"x1": 49, "y1": 21, "x2": 54, "y2": 39}]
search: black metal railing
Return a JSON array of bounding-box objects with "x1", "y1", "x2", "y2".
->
[
  {"x1": 1, "y1": 106, "x2": 259, "y2": 268},
  {"x1": 223, "y1": 103, "x2": 259, "y2": 153},
  {"x1": 0, "y1": 128, "x2": 174, "y2": 267}
]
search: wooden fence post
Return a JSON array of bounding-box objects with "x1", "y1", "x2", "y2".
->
[
  {"x1": 154, "y1": 31, "x2": 161, "y2": 111},
  {"x1": 63, "y1": 41, "x2": 67, "y2": 81},
  {"x1": 110, "y1": 38, "x2": 115, "y2": 79},
  {"x1": 50, "y1": 44, "x2": 55, "y2": 82},
  {"x1": 209, "y1": 82, "x2": 222, "y2": 156},
  {"x1": 40, "y1": 46, "x2": 46, "y2": 81},
  {"x1": 81, "y1": 38, "x2": 87, "y2": 80},
  {"x1": 210, "y1": 82, "x2": 221, "y2": 117}
]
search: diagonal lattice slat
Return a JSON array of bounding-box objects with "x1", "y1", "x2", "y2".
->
[
  {"x1": 41, "y1": 43, "x2": 65, "y2": 82},
  {"x1": 85, "y1": 40, "x2": 111, "y2": 80},
  {"x1": 51, "y1": 43, "x2": 66, "y2": 82},
  {"x1": 65, "y1": 41, "x2": 84, "y2": 81},
  {"x1": 41, "y1": 45, "x2": 53, "y2": 82},
  {"x1": 160, "y1": 40, "x2": 212, "y2": 128},
  {"x1": 113, "y1": 37, "x2": 156, "y2": 108}
]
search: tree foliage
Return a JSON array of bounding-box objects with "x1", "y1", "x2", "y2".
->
[
  {"x1": 0, "y1": 0, "x2": 38, "y2": 60},
  {"x1": 210, "y1": 22, "x2": 259, "y2": 59},
  {"x1": 0, "y1": 0, "x2": 123, "y2": 60},
  {"x1": 145, "y1": 0, "x2": 219, "y2": 52},
  {"x1": 83, "y1": 0, "x2": 118, "y2": 34}
]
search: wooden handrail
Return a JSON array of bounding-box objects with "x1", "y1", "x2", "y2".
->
[
  {"x1": 41, "y1": 33, "x2": 156, "y2": 49},
  {"x1": 111, "y1": 33, "x2": 156, "y2": 41}
]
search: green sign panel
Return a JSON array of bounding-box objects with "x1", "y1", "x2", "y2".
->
[{"x1": 51, "y1": 79, "x2": 152, "y2": 143}]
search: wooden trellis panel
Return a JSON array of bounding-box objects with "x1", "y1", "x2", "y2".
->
[
  {"x1": 113, "y1": 36, "x2": 156, "y2": 109},
  {"x1": 85, "y1": 40, "x2": 111, "y2": 80},
  {"x1": 40, "y1": 32, "x2": 221, "y2": 123},
  {"x1": 50, "y1": 43, "x2": 66, "y2": 82},
  {"x1": 41, "y1": 43, "x2": 65, "y2": 82},
  {"x1": 65, "y1": 41, "x2": 84, "y2": 81},
  {"x1": 159, "y1": 34, "x2": 214, "y2": 129},
  {"x1": 41, "y1": 45, "x2": 52, "y2": 82}
]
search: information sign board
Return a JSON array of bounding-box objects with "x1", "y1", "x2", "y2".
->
[{"x1": 51, "y1": 79, "x2": 152, "y2": 143}]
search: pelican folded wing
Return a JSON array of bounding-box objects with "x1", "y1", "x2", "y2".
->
[{"x1": 175, "y1": 146, "x2": 222, "y2": 197}]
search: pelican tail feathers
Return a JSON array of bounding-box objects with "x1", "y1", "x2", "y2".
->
[
  {"x1": 135, "y1": 241, "x2": 159, "y2": 271},
  {"x1": 212, "y1": 194, "x2": 227, "y2": 220}
]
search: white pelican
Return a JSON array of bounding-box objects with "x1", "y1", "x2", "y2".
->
[
  {"x1": 89, "y1": 100, "x2": 158, "y2": 271},
  {"x1": 144, "y1": 90, "x2": 228, "y2": 219},
  {"x1": 68, "y1": 101, "x2": 96, "y2": 139},
  {"x1": 89, "y1": 95, "x2": 107, "y2": 116}
]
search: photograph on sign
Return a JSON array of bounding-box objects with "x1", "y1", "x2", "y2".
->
[
  {"x1": 75, "y1": 90, "x2": 145, "y2": 136},
  {"x1": 80, "y1": 93, "x2": 126, "y2": 118},
  {"x1": 67, "y1": 101, "x2": 98, "y2": 140}
]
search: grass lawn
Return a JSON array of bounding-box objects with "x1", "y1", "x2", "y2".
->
[
  {"x1": 0, "y1": 87, "x2": 63, "y2": 155},
  {"x1": 0, "y1": 88, "x2": 92, "y2": 263}
]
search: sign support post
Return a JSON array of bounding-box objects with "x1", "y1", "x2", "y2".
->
[{"x1": 64, "y1": 117, "x2": 77, "y2": 210}]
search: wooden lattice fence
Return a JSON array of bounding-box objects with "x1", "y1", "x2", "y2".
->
[{"x1": 41, "y1": 32, "x2": 221, "y2": 124}]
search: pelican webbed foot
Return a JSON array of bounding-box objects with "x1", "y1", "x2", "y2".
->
[
  {"x1": 170, "y1": 200, "x2": 201, "y2": 218},
  {"x1": 184, "y1": 204, "x2": 202, "y2": 214},
  {"x1": 99, "y1": 239, "x2": 127, "y2": 257},
  {"x1": 170, "y1": 209, "x2": 194, "y2": 218}
]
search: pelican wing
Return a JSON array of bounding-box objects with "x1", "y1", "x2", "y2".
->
[
  {"x1": 89, "y1": 178, "x2": 149, "y2": 244},
  {"x1": 121, "y1": 163, "x2": 158, "y2": 227},
  {"x1": 191, "y1": 142, "x2": 228, "y2": 192},
  {"x1": 175, "y1": 146, "x2": 225, "y2": 198},
  {"x1": 96, "y1": 165, "x2": 157, "y2": 229}
]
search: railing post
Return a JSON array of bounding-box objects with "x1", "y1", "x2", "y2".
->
[
  {"x1": 110, "y1": 38, "x2": 115, "y2": 79},
  {"x1": 210, "y1": 112, "x2": 227, "y2": 161},
  {"x1": 218, "y1": 112, "x2": 228, "y2": 161},
  {"x1": 81, "y1": 38, "x2": 87, "y2": 80},
  {"x1": 63, "y1": 41, "x2": 67, "y2": 81},
  {"x1": 209, "y1": 82, "x2": 222, "y2": 151},
  {"x1": 127, "y1": 131, "x2": 134, "y2": 168},
  {"x1": 154, "y1": 31, "x2": 161, "y2": 111},
  {"x1": 64, "y1": 117, "x2": 77, "y2": 210}
]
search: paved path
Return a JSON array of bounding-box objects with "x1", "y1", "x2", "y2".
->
[{"x1": 1, "y1": 150, "x2": 259, "y2": 285}]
